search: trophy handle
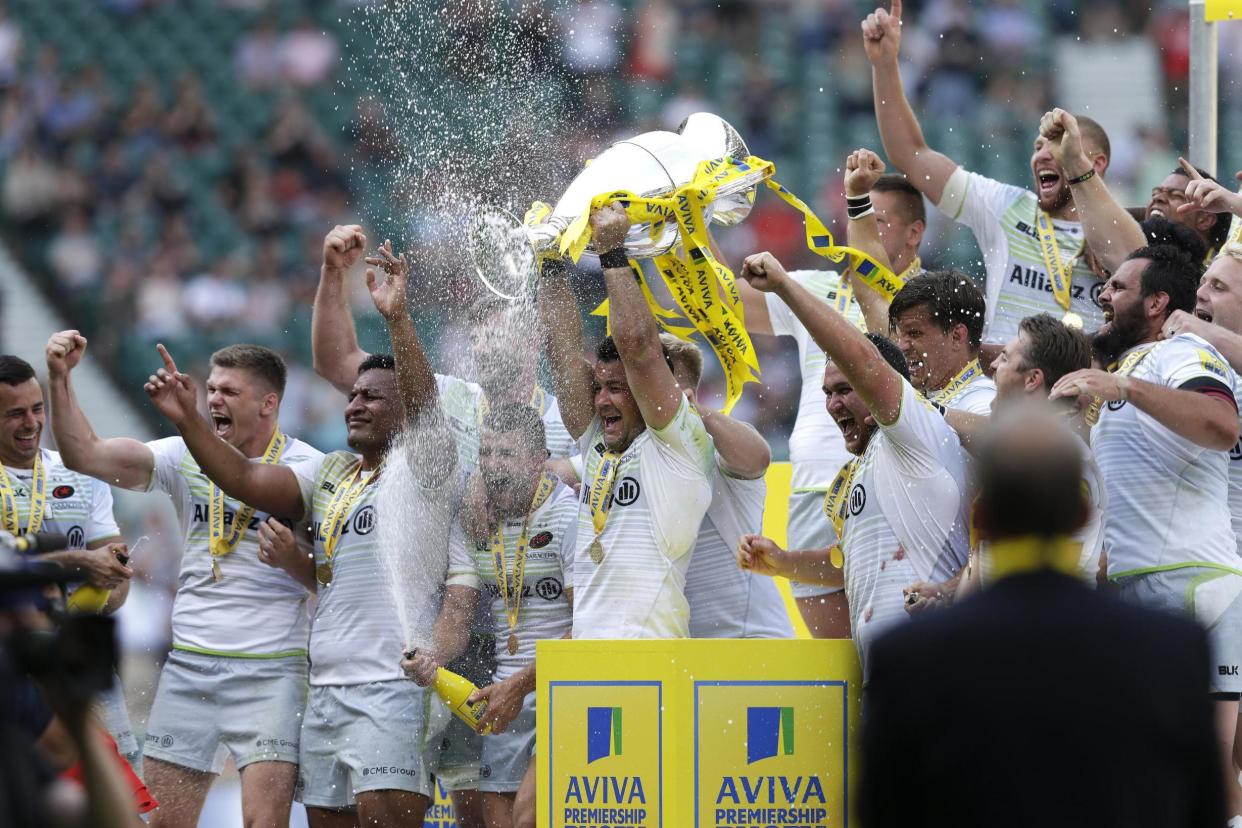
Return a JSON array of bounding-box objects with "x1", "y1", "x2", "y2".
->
[{"x1": 467, "y1": 206, "x2": 538, "y2": 302}]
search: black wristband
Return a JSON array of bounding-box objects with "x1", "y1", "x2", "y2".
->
[
  {"x1": 598, "y1": 248, "x2": 630, "y2": 270},
  {"x1": 846, "y1": 194, "x2": 874, "y2": 219},
  {"x1": 1066, "y1": 168, "x2": 1096, "y2": 185}
]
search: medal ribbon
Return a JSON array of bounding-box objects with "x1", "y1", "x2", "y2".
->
[
  {"x1": 558, "y1": 155, "x2": 891, "y2": 413},
  {"x1": 1034, "y1": 207, "x2": 1080, "y2": 312},
  {"x1": 929, "y1": 359, "x2": 983, "y2": 407},
  {"x1": 477, "y1": 385, "x2": 549, "y2": 425},
  {"x1": 586, "y1": 447, "x2": 624, "y2": 545},
  {"x1": 491, "y1": 473, "x2": 555, "y2": 641},
  {"x1": 0, "y1": 450, "x2": 45, "y2": 537},
  {"x1": 985, "y1": 536, "x2": 1083, "y2": 582},
  {"x1": 319, "y1": 461, "x2": 382, "y2": 561},
  {"x1": 209, "y1": 429, "x2": 286, "y2": 558},
  {"x1": 821, "y1": 457, "x2": 859, "y2": 543},
  {"x1": 1086, "y1": 345, "x2": 1156, "y2": 425}
]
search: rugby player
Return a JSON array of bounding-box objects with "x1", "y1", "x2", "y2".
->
[
  {"x1": 46, "y1": 335, "x2": 320, "y2": 828},
  {"x1": 1048, "y1": 245, "x2": 1242, "y2": 817},
  {"x1": 659, "y1": 335, "x2": 792, "y2": 639},
  {"x1": 1, "y1": 352, "x2": 137, "y2": 772},
  {"x1": 735, "y1": 251, "x2": 970, "y2": 676},
  {"x1": 142, "y1": 239, "x2": 458, "y2": 828},
  {"x1": 539, "y1": 203, "x2": 715, "y2": 638},
  {"x1": 403, "y1": 403, "x2": 577, "y2": 828},
  {"x1": 863, "y1": 0, "x2": 1112, "y2": 352}
]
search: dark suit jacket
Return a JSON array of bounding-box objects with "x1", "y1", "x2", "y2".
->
[{"x1": 859, "y1": 570, "x2": 1225, "y2": 828}]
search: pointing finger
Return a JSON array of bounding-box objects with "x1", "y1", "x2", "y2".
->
[
  {"x1": 156, "y1": 343, "x2": 178, "y2": 374},
  {"x1": 891, "y1": 0, "x2": 901, "y2": 21},
  {"x1": 1178, "y1": 156, "x2": 1204, "y2": 181}
]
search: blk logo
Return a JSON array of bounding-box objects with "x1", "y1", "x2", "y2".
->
[
  {"x1": 849, "y1": 484, "x2": 866, "y2": 516},
  {"x1": 1220, "y1": 666, "x2": 1239, "y2": 677},
  {"x1": 747, "y1": 706, "x2": 794, "y2": 764},
  {"x1": 587, "y1": 706, "x2": 623, "y2": 764},
  {"x1": 613, "y1": 477, "x2": 641, "y2": 507},
  {"x1": 353, "y1": 505, "x2": 376, "y2": 535}
]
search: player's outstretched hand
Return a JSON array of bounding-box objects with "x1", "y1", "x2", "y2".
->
[
  {"x1": 45, "y1": 330, "x2": 88, "y2": 378},
  {"x1": 861, "y1": 0, "x2": 902, "y2": 65},
  {"x1": 739, "y1": 252, "x2": 790, "y2": 293},
  {"x1": 144, "y1": 344, "x2": 198, "y2": 426},
  {"x1": 364, "y1": 239, "x2": 411, "y2": 322},
  {"x1": 323, "y1": 224, "x2": 367, "y2": 272},
  {"x1": 845, "y1": 149, "x2": 886, "y2": 197}
]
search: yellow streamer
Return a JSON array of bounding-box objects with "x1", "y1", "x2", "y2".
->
[{"x1": 551, "y1": 155, "x2": 892, "y2": 412}]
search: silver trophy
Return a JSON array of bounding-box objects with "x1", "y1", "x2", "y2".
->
[{"x1": 468, "y1": 113, "x2": 769, "y2": 300}]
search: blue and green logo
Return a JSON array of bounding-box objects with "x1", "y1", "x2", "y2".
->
[
  {"x1": 746, "y1": 706, "x2": 794, "y2": 764},
  {"x1": 587, "y1": 706, "x2": 623, "y2": 764}
]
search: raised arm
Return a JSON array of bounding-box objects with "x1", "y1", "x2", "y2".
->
[
  {"x1": 943, "y1": 408, "x2": 988, "y2": 454},
  {"x1": 1050, "y1": 366, "x2": 1239, "y2": 451},
  {"x1": 538, "y1": 259, "x2": 595, "y2": 439},
  {"x1": 45, "y1": 331, "x2": 155, "y2": 491},
  {"x1": 365, "y1": 240, "x2": 457, "y2": 480},
  {"x1": 1041, "y1": 109, "x2": 1144, "y2": 274},
  {"x1": 1163, "y1": 311, "x2": 1242, "y2": 370},
  {"x1": 145, "y1": 345, "x2": 306, "y2": 518},
  {"x1": 862, "y1": 0, "x2": 958, "y2": 203},
  {"x1": 593, "y1": 203, "x2": 684, "y2": 431},
  {"x1": 843, "y1": 149, "x2": 896, "y2": 334},
  {"x1": 741, "y1": 252, "x2": 905, "y2": 425},
  {"x1": 313, "y1": 224, "x2": 372, "y2": 394}
]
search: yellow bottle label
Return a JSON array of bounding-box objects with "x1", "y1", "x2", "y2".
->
[
  {"x1": 66, "y1": 585, "x2": 111, "y2": 614},
  {"x1": 434, "y1": 668, "x2": 492, "y2": 734}
]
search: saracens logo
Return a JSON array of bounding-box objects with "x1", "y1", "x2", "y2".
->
[
  {"x1": 52, "y1": 485, "x2": 74, "y2": 499},
  {"x1": 352, "y1": 506, "x2": 377, "y2": 536},
  {"x1": 849, "y1": 484, "x2": 866, "y2": 516},
  {"x1": 529, "y1": 531, "x2": 553, "y2": 549},
  {"x1": 613, "y1": 477, "x2": 641, "y2": 507}
]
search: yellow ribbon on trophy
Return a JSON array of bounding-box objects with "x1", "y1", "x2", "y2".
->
[{"x1": 549, "y1": 155, "x2": 897, "y2": 413}]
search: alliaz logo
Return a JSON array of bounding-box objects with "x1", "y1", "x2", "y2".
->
[{"x1": 613, "y1": 477, "x2": 641, "y2": 507}]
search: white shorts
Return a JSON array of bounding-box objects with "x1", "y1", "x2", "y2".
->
[
  {"x1": 478, "y1": 691, "x2": 536, "y2": 793},
  {"x1": 787, "y1": 489, "x2": 841, "y2": 600},
  {"x1": 97, "y1": 676, "x2": 141, "y2": 776},
  {"x1": 298, "y1": 680, "x2": 448, "y2": 808},
  {"x1": 1116, "y1": 566, "x2": 1242, "y2": 695},
  {"x1": 144, "y1": 650, "x2": 307, "y2": 773}
]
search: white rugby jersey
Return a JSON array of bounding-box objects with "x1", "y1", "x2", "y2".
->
[
  {"x1": 4, "y1": 449, "x2": 120, "y2": 550},
  {"x1": 930, "y1": 368, "x2": 997, "y2": 416},
  {"x1": 937, "y1": 168, "x2": 1107, "y2": 345},
  {"x1": 436, "y1": 374, "x2": 575, "y2": 466},
  {"x1": 1231, "y1": 383, "x2": 1242, "y2": 559},
  {"x1": 572, "y1": 396, "x2": 715, "y2": 639},
  {"x1": 447, "y1": 481, "x2": 578, "y2": 680},
  {"x1": 841, "y1": 380, "x2": 970, "y2": 677},
  {"x1": 1093, "y1": 334, "x2": 1240, "y2": 577},
  {"x1": 298, "y1": 445, "x2": 460, "y2": 686},
  {"x1": 146, "y1": 435, "x2": 322, "y2": 658},
  {"x1": 684, "y1": 461, "x2": 794, "y2": 639},
  {"x1": 764, "y1": 270, "x2": 865, "y2": 493}
]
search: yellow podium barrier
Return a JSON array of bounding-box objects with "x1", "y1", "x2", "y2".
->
[{"x1": 537, "y1": 638, "x2": 862, "y2": 828}]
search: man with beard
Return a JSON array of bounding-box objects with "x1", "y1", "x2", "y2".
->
[
  {"x1": 47, "y1": 338, "x2": 321, "y2": 828},
  {"x1": 733, "y1": 251, "x2": 970, "y2": 677},
  {"x1": 402, "y1": 403, "x2": 577, "y2": 828},
  {"x1": 143, "y1": 239, "x2": 459, "y2": 828},
  {"x1": 539, "y1": 204, "x2": 716, "y2": 639},
  {"x1": 862, "y1": 0, "x2": 1111, "y2": 351},
  {"x1": 1048, "y1": 245, "x2": 1242, "y2": 818},
  {"x1": 1159, "y1": 244, "x2": 1242, "y2": 820},
  {"x1": 1039, "y1": 111, "x2": 1230, "y2": 272}
]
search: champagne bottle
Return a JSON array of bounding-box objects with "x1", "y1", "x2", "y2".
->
[
  {"x1": 66, "y1": 538, "x2": 143, "y2": 614},
  {"x1": 432, "y1": 667, "x2": 492, "y2": 734}
]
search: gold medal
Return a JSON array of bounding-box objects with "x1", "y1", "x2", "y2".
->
[
  {"x1": 588, "y1": 538, "x2": 604, "y2": 564},
  {"x1": 316, "y1": 563, "x2": 334, "y2": 586},
  {"x1": 1061, "y1": 311, "x2": 1084, "y2": 330},
  {"x1": 1084, "y1": 397, "x2": 1102, "y2": 426},
  {"x1": 507, "y1": 633, "x2": 518, "y2": 655}
]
